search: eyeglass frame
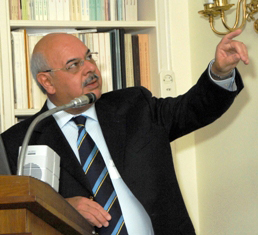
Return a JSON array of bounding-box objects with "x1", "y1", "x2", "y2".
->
[{"x1": 40, "y1": 50, "x2": 98, "y2": 74}]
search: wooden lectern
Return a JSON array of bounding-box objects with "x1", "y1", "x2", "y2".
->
[{"x1": 0, "y1": 176, "x2": 93, "y2": 235}]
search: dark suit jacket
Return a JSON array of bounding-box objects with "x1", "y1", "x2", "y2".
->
[{"x1": 2, "y1": 67, "x2": 243, "y2": 234}]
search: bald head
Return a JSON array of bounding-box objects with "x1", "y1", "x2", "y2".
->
[{"x1": 33, "y1": 33, "x2": 85, "y2": 63}]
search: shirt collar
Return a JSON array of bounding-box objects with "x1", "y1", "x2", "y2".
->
[{"x1": 47, "y1": 98, "x2": 98, "y2": 129}]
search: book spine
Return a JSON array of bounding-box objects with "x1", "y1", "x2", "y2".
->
[
  {"x1": 69, "y1": 0, "x2": 76, "y2": 20},
  {"x1": 104, "y1": 32, "x2": 113, "y2": 91},
  {"x1": 34, "y1": 0, "x2": 39, "y2": 20},
  {"x1": 9, "y1": 0, "x2": 19, "y2": 20},
  {"x1": 11, "y1": 32, "x2": 20, "y2": 108},
  {"x1": 100, "y1": 0, "x2": 105, "y2": 21},
  {"x1": 87, "y1": 33, "x2": 94, "y2": 53},
  {"x1": 63, "y1": 0, "x2": 70, "y2": 20},
  {"x1": 48, "y1": 0, "x2": 57, "y2": 20},
  {"x1": 42, "y1": 0, "x2": 48, "y2": 20},
  {"x1": 92, "y1": 33, "x2": 100, "y2": 69},
  {"x1": 109, "y1": 0, "x2": 117, "y2": 21},
  {"x1": 109, "y1": 30, "x2": 117, "y2": 90},
  {"x1": 132, "y1": 0, "x2": 137, "y2": 20},
  {"x1": 80, "y1": 0, "x2": 90, "y2": 21},
  {"x1": 23, "y1": 30, "x2": 33, "y2": 108},
  {"x1": 81, "y1": 0, "x2": 86, "y2": 20},
  {"x1": 38, "y1": 0, "x2": 43, "y2": 20},
  {"x1": 89, "y1": 0, "x2": 96, "y2": 20},
  {"x1": 9, "y1": 0, "x2": 13, "y2": 20},
  {"x1": 17, "y1": 0, "x2": 22, "y2": 20},
  {"x1": 96, "y1": 0, "x2": 101, "y2": 20},
  {"x1": 131, "y1": 35, "x2": 140, "y2": 86},
  {"x1": 98, "y1": 33, "x2": 107, "y2": 93},
  {"x1": 85, "y1": 0, "x2": 90, "y2": 20},
  {"x1": 56, "y1": 0, "x2": 64, "y2": 20},
  {"x1": 124, "y1": 0, "x2": 130, "y2": 21},
  {"x1": 76, "y1": 0, "x2": 81, "y2": 20},
  {"x1": 124, "y1": 34, "x2": 134, "y2": 87},
  {"x1": 96, "y1": 0, "x2": 105, "y2": 21},
  {"x1": 118, "y1": 29, "x2": 126, "y2": 88},
  {"x1": 117, "y1": 0, "x2": 124, "y2": 21},
  {"x1": 104, "y1": 0, "x2": 109, "y2": 21},
  {"x1": 21, "y1": 0, "x2": 28, "y2": 20},
  {"x1": 138, "y1": 34, "x2": 151, "y2": 90},
  {"x1": 114, "y1": 30, "x2": 122, "y2": 89}
]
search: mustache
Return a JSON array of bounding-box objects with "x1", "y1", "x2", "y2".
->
[{"x1": 82, "y1": 74, "x2": 99, "y2": 87}]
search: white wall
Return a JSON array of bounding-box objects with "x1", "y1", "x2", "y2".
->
[{"x1": 188, "y1": 2, "x2": 258, "y2": 235}]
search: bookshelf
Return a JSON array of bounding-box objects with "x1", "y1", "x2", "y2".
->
[{"x1": 0, "y1": 0, "x2": 173, "y2": 131}]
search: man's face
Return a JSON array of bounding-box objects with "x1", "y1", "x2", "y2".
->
[{"x1": 42, "y1": 35, "x2": 102, "y2": 111}]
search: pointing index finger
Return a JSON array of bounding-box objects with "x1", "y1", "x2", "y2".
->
[{"x1": 223, "y1": 29, "x2": 242, "y2": 43}]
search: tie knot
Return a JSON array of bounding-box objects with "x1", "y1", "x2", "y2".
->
[{"x1": 72, "y1": 115, "x2": 86, "y2": 126}]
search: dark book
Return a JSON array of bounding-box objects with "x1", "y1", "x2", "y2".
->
[
  {"x1": 108, "y1": 29, "x2": 118, "y2": 90},
  {"x1": 131, "y1": 35, "x2": 141, "y2": 87},
  {"x1": 107, "y1": 28, "x2": 126, "y2": 90},
  {"x1": 117, "y1": 28, "x2": 126, "y2": 89}
]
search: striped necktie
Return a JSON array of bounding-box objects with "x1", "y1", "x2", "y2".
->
[{"x1": 72, "y1": 115, "x2": 128, "y2": 235}]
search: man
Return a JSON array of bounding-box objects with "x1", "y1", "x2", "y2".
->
[{"x1": 2, "y1": 29, "x2": 249, "y2": 234}]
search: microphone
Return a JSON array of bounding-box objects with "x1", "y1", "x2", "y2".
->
[
  {"x1": 17, "y1": 93, "x2": 96, "y2": 176},
  {"x1": 67, "y1": 93, "x2": 96, "y2": 108}
]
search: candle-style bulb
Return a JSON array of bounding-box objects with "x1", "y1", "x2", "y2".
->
[{"x1": 205, "y1": 0, "x2": 214, "y2": 4}]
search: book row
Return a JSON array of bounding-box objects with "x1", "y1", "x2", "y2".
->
[
  {"x1": 9, "y1": 0, "x2": 138, "y2": 21},
  {"x1": 11, "y1": 28, "x2": 150, "y2": 110}
]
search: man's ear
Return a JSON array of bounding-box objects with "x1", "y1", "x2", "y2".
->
[{"x1": 37, "y1": 73, "x2": 56, "y2": 94}]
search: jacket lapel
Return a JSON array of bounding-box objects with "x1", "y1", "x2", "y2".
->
[
  {"x1": 32, "y1": 103, "x2": 92, "y2": 193},
  {"x1": 95, "y1": 99, "x2": 127, "y2": 176}
]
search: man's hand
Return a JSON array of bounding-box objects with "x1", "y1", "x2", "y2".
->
[
  {"x1": 212, "y1": 29, "x2": 249, "y2": 77},
  {"x1": 66, "y1": 196, "x2": 111, "y2": 228}
]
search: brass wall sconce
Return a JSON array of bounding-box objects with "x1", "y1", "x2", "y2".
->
[{"x1": 198, "y1": 0, "x2": 258, "y2": 35}]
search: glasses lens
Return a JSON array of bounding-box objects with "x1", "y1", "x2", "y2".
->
[
  {"x1": 65, "y1": 59, "x2": 82, "y2": 74},
  {"x1": 86, "y1": 52, "x2": 98, "y2": 64},
  {"x1": 64, "y1": 52, "x2": 98, "y2": 74}
]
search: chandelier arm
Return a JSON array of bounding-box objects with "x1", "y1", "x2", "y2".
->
[
  {"x1": 236, "y1": 0, "x2": 248, "y2": 28},
  {"x1": 221, "y1": 11, "x2": 236, "y2": 30},
  {"x1": 220, "y1": 0, "x2": 247, "y2": 31},
  {"x1": 209, "y1": 15, "x2": 228, "y2": 35},
  {"x1": 233, "y1": 0, "x2": 246, "y2": 28}
]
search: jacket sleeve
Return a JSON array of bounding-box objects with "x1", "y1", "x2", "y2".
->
[{"x1": 146, "y1": 66, "x2": 244, "y2": 142}]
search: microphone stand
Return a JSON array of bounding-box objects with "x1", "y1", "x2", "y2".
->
[{"x1": 17, "y1": 93, "x2": 96, "y2": 175}]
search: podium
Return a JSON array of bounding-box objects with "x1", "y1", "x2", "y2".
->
[{"x1": 0, "y1": 176, "x2": 93, "y2": 235}]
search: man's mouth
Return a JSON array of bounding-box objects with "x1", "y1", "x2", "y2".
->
[{"x1": 82, "y1": 74, "x2": 99, "y2": 87}]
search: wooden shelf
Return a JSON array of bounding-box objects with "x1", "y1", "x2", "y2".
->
[{"x1": 10, "y1": 20, "x2": 156, "y2": 31}]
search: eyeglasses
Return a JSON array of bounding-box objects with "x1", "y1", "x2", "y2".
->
[{"x1": 41, "y1": 51, "x2": 98, "y2": 74}]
